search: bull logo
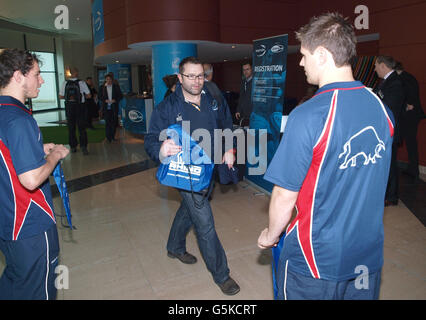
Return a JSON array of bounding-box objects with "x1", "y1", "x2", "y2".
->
[{"x1": 338, "y1": 126, "x2": 385, "y2": 169}]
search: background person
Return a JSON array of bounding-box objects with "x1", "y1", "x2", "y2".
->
[
  {"x1": 395, "y1": 61, "x2": 425, "y2": 180},
  {"x1": 235, "y1": 62, "x2": 254, "y2": 126},
  {"x1": 59, "y1": 67, "x2": 91, "y2": 155},
  {"x1": 374, "y1": 55, "x2": 406, "y2": 206},
  {"x1": 98, "y1": 73, "x2": 123, "y2": 143}
]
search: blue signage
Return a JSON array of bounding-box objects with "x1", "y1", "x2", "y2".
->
[
  {"x1": 247, "y1": 34, "x2": 288, "y2": 192},
  {"x1": 123, "y1": 97, "x2": 147, "y2": 134},
  {"x1": 92, "y1": 0, "x2": 105, "y2": 47},
  {"x1": 107, "y1": 64, "x2": 132, "y2": 94}
]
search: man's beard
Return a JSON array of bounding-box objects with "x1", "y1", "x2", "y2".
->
[
  {"x1": 181, "y1": 82, "x2": 202, "y2": 96},
  {"x1": 23, "y1": 83, "x2": 38, "y2": 99}
]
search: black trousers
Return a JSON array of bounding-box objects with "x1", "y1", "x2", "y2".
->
[
  {"x1": 65, "y1": 102, "x2": 87, "y2": 148},
  {"x1": 104, "y1": 105, "x2": 118, "y2": 142},
  {"x1": 385, "y1": 143, "x2": 399, "y2": 202},
  {"x1": 401, "y1": 111, "x2": 420, "y2": 176}
]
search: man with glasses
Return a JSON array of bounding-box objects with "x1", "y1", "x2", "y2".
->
[{"x1": 144, "y1": 57, "x2": 239, "y2": 296}]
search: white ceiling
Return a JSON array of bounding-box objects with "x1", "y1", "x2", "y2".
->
[{"x1": 0, "y1": 0, "x2": 93, "y2": 40}]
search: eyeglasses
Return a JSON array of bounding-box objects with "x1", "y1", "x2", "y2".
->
[{"x1": 180, "y1": 73, "x2": 205, "y2": 80}]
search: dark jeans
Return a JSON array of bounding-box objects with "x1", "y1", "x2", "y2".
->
[
  {"x1": 65, "y1": 102, "x2": 87, "y2": 148},
  {"x1": 167, "y1": 189, "x2": 230, "y2": 284}
]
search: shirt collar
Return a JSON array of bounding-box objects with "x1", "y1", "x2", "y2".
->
[
  {"x1": 314, "y1": 81, "x2": 365, "y2": 96},
  {"x1": 0, "y1": 95, "x2": 32, "y2": 114},
  {"x1": 384, "y1": 70, "x2": 394, "y2": 80}
]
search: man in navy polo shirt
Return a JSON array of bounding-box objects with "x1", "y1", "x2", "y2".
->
[
  {"x1": 0, "y1": 49, "x2": 69, "y2": 299},
  {"x1": 257, "y1": 13, "x2": 394, "y2": 299}
]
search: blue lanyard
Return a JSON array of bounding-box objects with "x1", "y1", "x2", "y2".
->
[{"x1": 53, "y1": 163, "x2": 74, "y2": 229}]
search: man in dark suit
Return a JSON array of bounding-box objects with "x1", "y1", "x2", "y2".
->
[
  {"x1": 374, "y1": 55, "x2": 406, "y2": 206},
  {"x1": 395, "y1": 62, "x2": 425, "y2": 180},
  {"x1": 99, "y1": 74, "x2": 123, "y2": 143}
]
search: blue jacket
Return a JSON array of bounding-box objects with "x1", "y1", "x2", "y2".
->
[{"x1": 144, "y1": 83, "x2": 233, "y2": 163}]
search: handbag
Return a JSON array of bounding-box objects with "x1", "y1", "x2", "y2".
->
[{"x1": 156, "y1": 124, "x2": 215, "y2": 194}]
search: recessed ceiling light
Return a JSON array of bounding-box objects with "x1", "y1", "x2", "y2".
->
[{"x1": 223, "y1": 59, "x2": 228, "y2": 62}]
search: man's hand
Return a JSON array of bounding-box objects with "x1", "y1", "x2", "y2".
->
[
  {"x1": 50, "y1": 144, "x2": 70, "y2": 160},
  {"x1": 235, "y1": 112, "x2": 241, "y2": 120},
  {"x1": 222, "y1": 149, "x2": 235, "y2": 169},
  {"x1": 257, "y1": 227, "x2": 279, "y2": 249},
  {"x1": 406, "y1": 104, "x2": 414, "y2": 111},
  {"x1": 159, "y1": 139, "x2": 182, "y2": 159},
  {"x1": 43, "y1": 143, "x2": 55, "y2": 155}
]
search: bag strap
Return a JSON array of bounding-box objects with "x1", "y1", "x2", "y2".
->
[{"x1": 185, "y1": 164, "x2": 214, "y2": 209}]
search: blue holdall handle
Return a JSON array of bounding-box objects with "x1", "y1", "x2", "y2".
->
[{"x1": 156, "y1": 124, "x2": 214, "y2": 193}]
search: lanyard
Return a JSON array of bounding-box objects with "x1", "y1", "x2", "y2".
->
[{"x1": 53, "y1": 163, "x2": 74, "y2": 229}]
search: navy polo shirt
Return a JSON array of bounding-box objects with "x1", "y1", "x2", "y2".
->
[
  {"x1": 265, "y1": 81, "x2": 394, "y2": 281},
  {"x1": 0, "y1": 96, "x2": 56, "y2": 240}
]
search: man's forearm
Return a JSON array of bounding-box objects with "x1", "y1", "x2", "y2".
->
[
  {"x1": 268, "y1": 186, "x2": 297, "y2": 240},
  {"x1": 18, "y1": 151, "x2": 63, "y2": 191}
]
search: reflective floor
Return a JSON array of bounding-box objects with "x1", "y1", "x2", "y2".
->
[{"x1": 1, "y1": 110, "x2": 425, "y2": 300}]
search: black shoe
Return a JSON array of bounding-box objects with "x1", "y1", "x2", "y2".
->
[
  {"x1": 71, "y1": 147, "x2": 77, "y2": 153},
  {"x1": 82, "y1": 148, "x2": 89, "y2": 155},
  {"x1": 385, "y1": 199, "x2": 398, "y2": 207},
  {"x1": 167, "y1": 251, "x2": 197, "y2": 264},
  {"x1": 218, "y1": 277, "x2": 240, "y2": 296}
]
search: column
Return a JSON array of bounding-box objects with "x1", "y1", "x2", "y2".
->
[{"x1": 151, "y1": 42, "x2": 197, "y2": 107}]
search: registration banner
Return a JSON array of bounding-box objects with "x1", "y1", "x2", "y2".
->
[{"x1": 246, "y1": 34, "x2": 288, "y2": 192}]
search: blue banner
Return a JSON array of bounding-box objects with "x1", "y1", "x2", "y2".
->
[
  {"x1": 247, "y1": 34, "x2": 288, "y2": 192},
  {"x1": 123, "y1": 97, "x2": 147, "y2": 134},
  {"x1": 92, "y1": 0, "x2": 105, "y2": 47}
]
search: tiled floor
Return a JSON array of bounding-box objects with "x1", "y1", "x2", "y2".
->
[{"x1": 1, "y1": 111, "x2": 425, "y2": 300}]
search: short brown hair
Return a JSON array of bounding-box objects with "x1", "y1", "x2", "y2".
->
[
  {"x1": 296, "y1": 12, "x2": 357, "y2": 67},
  {"x1": 179, "y1": 57, "x2": 202, "y2": 74},
  {"x1": 0, "y1": 49, "x2": 40, "y2": 88}
]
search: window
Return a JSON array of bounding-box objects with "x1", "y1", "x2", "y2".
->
[{"x1": 31, "y1": 51, "x2": 59, "y2": 111}]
